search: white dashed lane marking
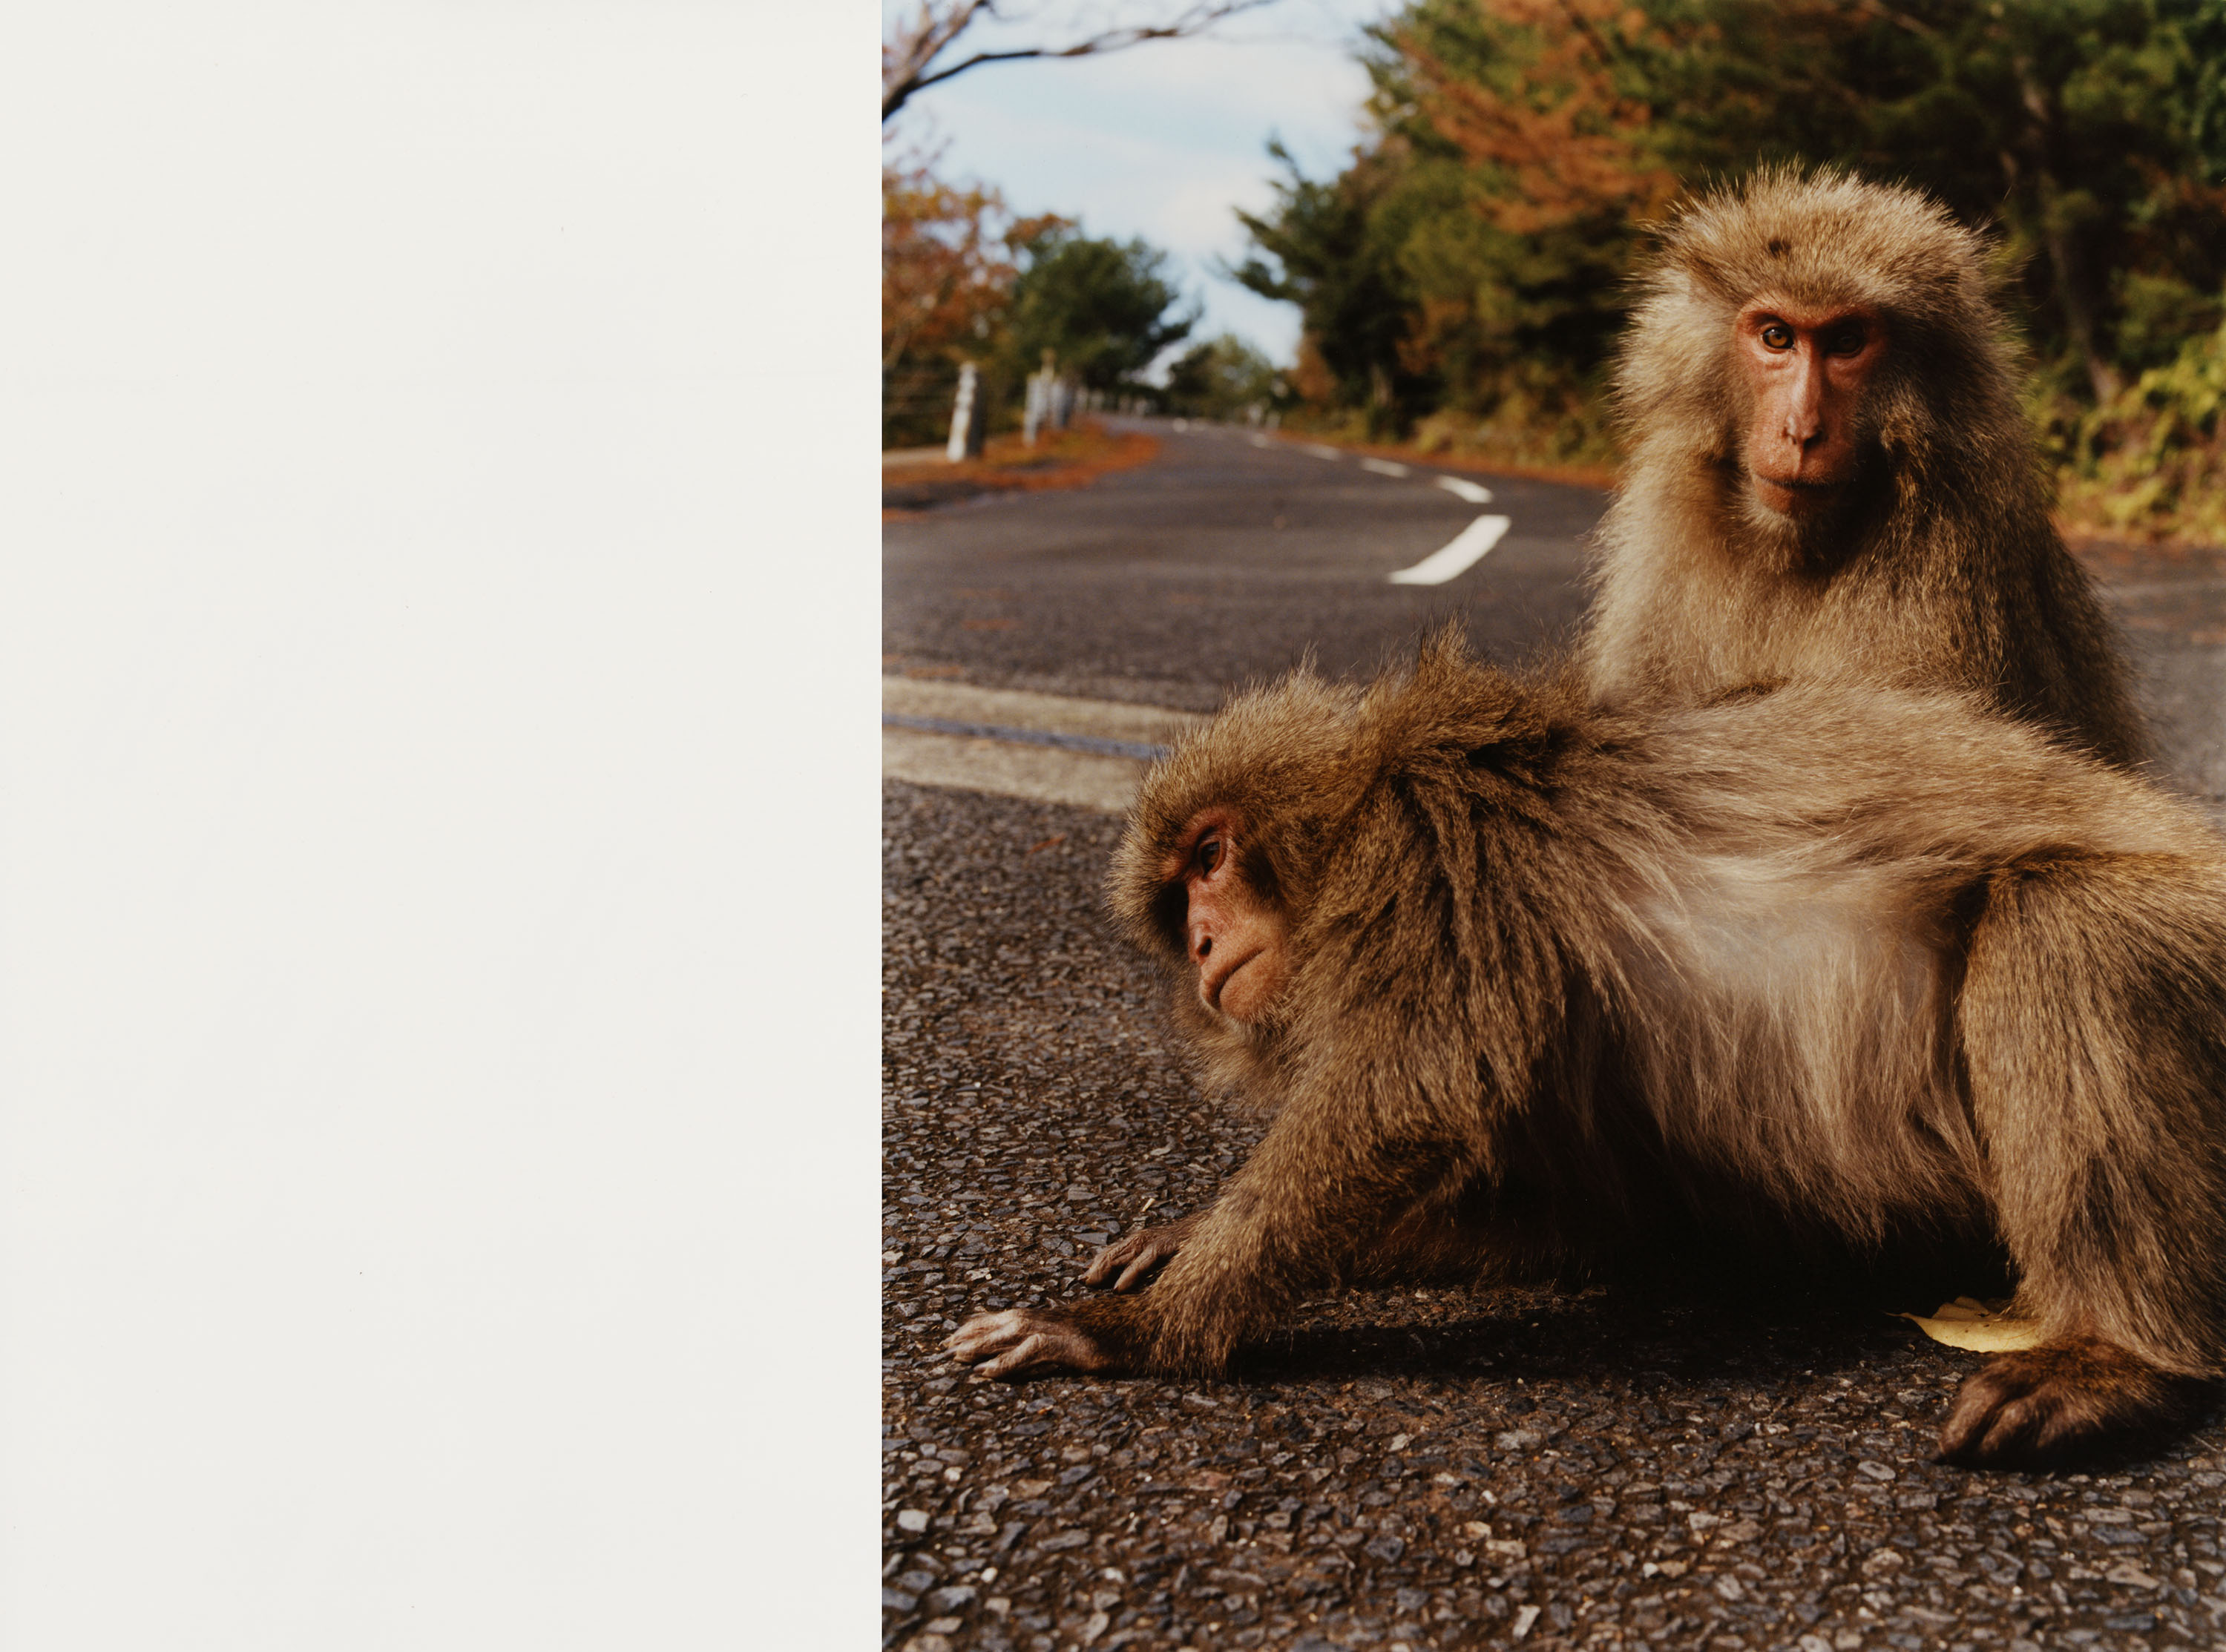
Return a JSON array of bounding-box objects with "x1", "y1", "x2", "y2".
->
[
  {"x1": 1388, "y1": 515, "x2": 1513, "y2": 586},
  {"x1": 1163, "y1": 424, "x2": 1514, "y2": 587}
]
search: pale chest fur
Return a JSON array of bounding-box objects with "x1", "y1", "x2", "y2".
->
[{"x1": 1618, "y1": 849, "x2": 1986, "y2": 1241}]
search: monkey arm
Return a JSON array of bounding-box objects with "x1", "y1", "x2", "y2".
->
[
  {"x1": 1130, "y1": 1066, "x2": 1491, "y2": 1375},
  {"x1": 956, "y1": 1009, "x2": 1508, "y2": 1383},
  {"x1": 1083, "y1": 1211, "x2": 1204, "y2": 1291}
]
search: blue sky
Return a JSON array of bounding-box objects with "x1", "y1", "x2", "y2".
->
[{"x1": 885, "y1": 0, "x2": 1402, "y2": 371}]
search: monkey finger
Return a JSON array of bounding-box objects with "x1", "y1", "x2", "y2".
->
[
  {"x1": 1938, "y1": 1371, "x2": 2029, "y2": 1464},
  {"x1": 982, "y1": 1321, "x2": 1113, "y2": 1380},
  {"x1": 1943, "y1": 1394, "x2": 2043, "y2": 1467},
  {"x1": 1086, "y1": 1219, "x2": 1198, "y2": 1289},
  {"x1": 976, "y1": 1332, "x2": 1066, "y2": 1380},
  {"x1": 943, "y1": 1309, "x2": 1025, "y2": 1364},
  {"x1": 1081, "y1": 1240, "x2": 1140, "y2": 1287},
  {"x1": 1085, "y1": 1235, "x2": 1175, "y2": 1291},
  {"x1": 1112, "y1": 1245, "x2": 1178, "y2": 1291},
  {"x1": 1112, "y1": 1258, "x2": 1154, "y2": 1291},
  {"x1": 944, "y1": 1309, "x2": 1112, "y2": 1379}
]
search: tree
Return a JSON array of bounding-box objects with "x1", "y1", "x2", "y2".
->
[
  {"x1": 1161, "y1": 333, "x2": 1286, "y2": 418},
  {"x1": 1238, "y1": 0, "x2": 2226, "y2": 443},
  {"x1": 1005, "y1": 226, "x2": 1197, "y2": 389},
  {"x1": 884, "y1": 0, "x2": 1285, "y2": 122},
  {"x1": 881, "y1": 151, "x2": 1066, "y2": 446},
  {"x1": 883, "y1": 162, "x2": 1017, "y2": 374},
  {"x1": 1231, "y1": 141, "x2": 1439, "y2": 432}
]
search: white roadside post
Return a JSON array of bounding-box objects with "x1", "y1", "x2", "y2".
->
[
  {"x1": 1024, "y1": 349, "x2": 1058, "y2": 446},
  {"x1": 945, "y1": 361, "x2": 984, "y2": 462}
]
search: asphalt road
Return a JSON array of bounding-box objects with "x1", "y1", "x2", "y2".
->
[
  {"x1": 882, "y1": 419, "x2": 1610, "y2": 714},
  {"x1": 882, "y1": 418, "x2": 2226, "y2": 1652}
]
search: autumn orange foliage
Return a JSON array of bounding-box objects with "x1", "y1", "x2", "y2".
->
[
  {"x1": 881, "y1": 157, "x2": 1065, "y2": 373},
  {"x1": 1396, "y1": 0, "x2": 1676, "y2": 239}
]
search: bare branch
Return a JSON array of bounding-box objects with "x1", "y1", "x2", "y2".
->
[
  {"x1": 1853, "y1": 0, "x2": 1942, "y2": 43},
  {"x1": 1553, "y1": 1, "x2": 1622, "y2": 70},
  {"x1": 884, "y1": 1, "x2": 1284, "y2": 122}
]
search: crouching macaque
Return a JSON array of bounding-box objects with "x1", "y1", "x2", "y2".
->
[
  {"x1": 1579, "y1": 168, "x2": 2147, "y2": 769},
  {"x1": 947, "y1": 636, "x2": 2226, "y2": 1467}
]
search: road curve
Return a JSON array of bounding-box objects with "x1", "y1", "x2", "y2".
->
[{"x1": 882, "y1": 417, "x2": 1610, "y2": 715}]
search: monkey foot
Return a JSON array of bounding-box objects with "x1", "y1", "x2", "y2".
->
[
  {"x1": 1937, "y1": 1337, "x2": 2204, "y2": 1468},
  {"x1": 1083, "y1": 1214, "x2": 1200, "y2": 1291},
  {"x1": 945, "y1": 1309, "x2": 1120, "y2": 1380}
]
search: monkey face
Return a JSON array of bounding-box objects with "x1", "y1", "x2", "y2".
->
[
  {"x1": 1167, "y1": 809, "x2": 1289, "y2": 1024},
  {"x1": 1733, "y1": 297, "x2": 1883, "y2": 522}
]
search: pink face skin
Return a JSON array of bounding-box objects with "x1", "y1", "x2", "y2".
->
[
  {"x1": 1172, "y1": 811, "x2": 1289, "y2": 1023},
  {"x1": 1735, "y1": 298, "x2": 1885, "y2": 521}
]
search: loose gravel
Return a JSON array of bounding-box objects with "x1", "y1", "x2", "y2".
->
[{"x1": 883, "y1": 778, "x2": 2226, "y2": 1652}]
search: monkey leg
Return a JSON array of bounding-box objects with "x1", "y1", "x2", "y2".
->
[
  {"x1": 1083, "y1": 1212, "x2": 1204, "y2": 1292},
  {"x1": 1954, "y1": 852, "x2": 2226, "y2": 1465}
]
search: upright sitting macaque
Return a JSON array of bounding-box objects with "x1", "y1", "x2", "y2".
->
[
  {"x1": 949, "y1": 636, "x2": 2226, "y2": 1467},
  {"x1": 1579, "y1": 168, "x2": 2147, "y2": 768}
]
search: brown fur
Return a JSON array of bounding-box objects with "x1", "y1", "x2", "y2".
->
[
  {"x1": 1578, "y1": 167, "x2": 2147, "y2": 769},
  {"x1": 950, "y1": 633, "x2": 2226, "y2": 1467}
]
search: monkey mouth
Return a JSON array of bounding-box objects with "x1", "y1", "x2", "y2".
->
[
  {"x1": 1201, "y1": 948, "x2": 1265, "y2": 1014},
  {"x1": 1750, "y1": 472, "x2": 1842, "y2": 513}
]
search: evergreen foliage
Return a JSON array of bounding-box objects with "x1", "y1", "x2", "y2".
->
[
  {"x1": 1005, "y1": 227, "x2": 1198, "y2": 391},
  {"x1": 1161, "y1": 333, "x2": 1289, "y2": 420}
]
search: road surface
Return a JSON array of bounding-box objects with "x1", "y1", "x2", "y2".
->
[{"x1": 883, "y1": 418, "x2": 2226, "y2": 1652}]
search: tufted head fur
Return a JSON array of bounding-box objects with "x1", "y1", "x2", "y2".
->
[
  {"x1": 1107, "y1": 628, "x2": 1602, "y2": 1099},
  {"x1": 1615, "y1": 165, "x2": 2023, "y2": 479}
]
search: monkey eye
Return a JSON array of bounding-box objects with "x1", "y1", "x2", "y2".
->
[
  {"x1": 1759, "y1": 321, "x2": 1794, "y2": 351},
  {"x1": 1197, "y1": 837, "x2": 1222, "y2": 875},
  {"x1": 1824, "y1": 323, "x2": 1868, "y2": 355}
]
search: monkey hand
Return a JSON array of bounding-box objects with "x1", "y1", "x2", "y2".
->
[
  {"x1": 1083, "y1": 1212, "x2": 1203, "y2": 1291},
  {"x1": 945, "y1": 1307, "x2": 1126, "y2": 1380},
  {"x1": 1937, "y1": 1337, "x2": 2203, "y2": 1467}
]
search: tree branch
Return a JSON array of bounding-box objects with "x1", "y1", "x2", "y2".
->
[{"x1": 884, "y1": 1, "x2": 1284, "y2": 122}]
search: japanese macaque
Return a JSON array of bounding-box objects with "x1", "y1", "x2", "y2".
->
[
  {"x1": 947, "y1": 635, "x2": 2226, "y2": 1467},
  {"x1": 1577, "y1": 168, "x2": 2148, "y2": 769}
]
